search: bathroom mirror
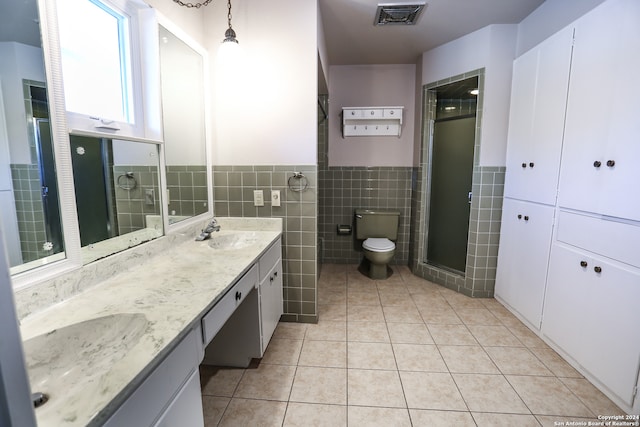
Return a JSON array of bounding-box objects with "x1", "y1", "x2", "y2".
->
[
  {"x1": 0, "y1": 0, "x2": 67, "y2": 275},
  {"x1": 69, "y1": 135, "x2": 163, "y2": 264},
  {"x1": 158, "y1": 22, "x2": 210, "y2": 225}
]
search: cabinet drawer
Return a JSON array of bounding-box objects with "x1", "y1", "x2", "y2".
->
[
  {"x1": 202, "y1": 265, "x2": 258, "y2": 345},
  {"x1": 364, "y1": 109, "x2": 383, "y2": 118},
  {"x1": 343, "y1": 109, "x2": 362, "y2": 118},
  {"x1": 556, "y1": 211, "x2": 640, "y2": 268},
  {"x1": 383, "y1": 108, "x2": 402, "y2": 119},
  {"x1": 259, "y1": 239, "x2": 282, "y2": 281}
]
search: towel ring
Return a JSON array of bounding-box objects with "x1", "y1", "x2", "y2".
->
[
  {"x1": 117, "y1": 172, "x2": 137, "y2": 191},
  {"x1": 287, "y1": 172, "x2": 309, "y2": 192}
]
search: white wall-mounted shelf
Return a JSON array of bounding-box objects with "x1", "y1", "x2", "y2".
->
[{"x1": 342, "y1": 106, "x2": 403, "y2": 137}]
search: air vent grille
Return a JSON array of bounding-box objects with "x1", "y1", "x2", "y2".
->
[{"x1": 374, "y1": 2, "x2": 427, "y2": 26}]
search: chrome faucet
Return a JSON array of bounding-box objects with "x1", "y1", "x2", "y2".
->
[{"x1": 195, "y1": 218, "x2": 221, "y2": 241}]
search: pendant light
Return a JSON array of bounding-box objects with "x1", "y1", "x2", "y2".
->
[{"x1": 222, "y1": 0, "x2": 238, "y2": 45}]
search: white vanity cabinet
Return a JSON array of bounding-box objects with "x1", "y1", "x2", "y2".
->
[
  {"x1": 495, "y1": 199, "x2": 554, "y2": 330},
  {"x1": 542, "y1": 243, "x2": 640, "y2": 408},
  {"x1": 258, "y1": 238, "x2": 283, "y2": 354},
  {"x1": 503, "y1": 25, "x2": 573, "y2": 206},
  {"x1": 557, "y1": 0, "x2": 640, "y2": 222},
  {"x1": 104, "y1": 328, "x2": 203, "y2": 427}
]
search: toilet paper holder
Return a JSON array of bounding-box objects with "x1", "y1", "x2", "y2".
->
[{"x1": 337, "y1": 224, "x2": 352, "y2": 235}]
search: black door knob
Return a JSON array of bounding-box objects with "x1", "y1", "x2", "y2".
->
[
  {"x1": 529, "y1": 162, "x2": 535, "y2": 168},
  {"x1": 521, "y1": 163, "x2": 527, "y2": 168},
  {"x1": 580, "y1": 261, "x2": 588, "y2": 267},
  {"x1": 606, "y1": 160, "x2": 615, "y2": 167},
  {"x1": 517, "y1": 214, "x2": 522, "y2": 219},
  {"x1": 594, "y1": 266, "x2": 602, "y2": 273},
  {"x1": 524, "y1": 216, "x2": 529, "y2": 221},
  {"x1": 593, "y1": 161, "x2": 602, "y2": 168},
  {"x1": 235, "y1": 291, "x2": 242, "y2": 300}
]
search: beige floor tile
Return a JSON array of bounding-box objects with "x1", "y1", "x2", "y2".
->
[
  {"x1": 347, "y1": 290, "x2": 381, "y2": 306},
  {"x1": 393, "y1": 343, "x2": 448, "y2": 372},
  {"x1": 348, "y1": 342, "x2": 397, "y2": 370},
  {"x1": 234, "y1": 364, "x2": 296, "y2": 401},
  {"x1": 529, "y1": 348, "x2": 582, "y2": 378},
  {"x1": 419, "y1": 307, "x2": 463, "y2": 325},
  {"x1": 452, "y1": 373, "x2": 530, "y2": 414},
  {"x1": 202, "y1": 396, "x2": 229, "y2": 427},
  {"x1": 305, "y1": 320, "x2": 347, "y2": 341},
  {"x1": 492, "y1": 311, "x2": 526, "y2": 328},
  {"x1": 427, "y1": 324, "x2": 478, "y2": 345},
  {"x1": 218, "y1": 398, "x2": 287, "y2": 427},
  {"x1": 298, "y1": 340, "x2": 346, "y2": 368},
  {"x1": 485, "y1": 346, "x2": 553, "y2": 376},
  {"x1": 283, "y1": 403, "x2": 347, "y2": 427},
  {"x1": 273, "y1": 322, "x2": 308, "y2": 340},
  {"x1": 317, "y1": 289, "x2": 347, "y2": 305},
  {"x1": 400, "y1": 371, "x2": 467, "y2": 411},
  {"x1": 472, "y1": 412, "x2": 542, "y2": 427},
  {"x1": 318, "y1": 303, "x2": 347, "y2": 321},
  {"x1": 261, "y1": 338, "x2": 303, "y2": 366},
  {"x1": 442, "y1": 293, "x2": 487, "y2": 309},
  {"x1": 411, "y1": 292, "x2": 449, "y2": 307},
  {"x1": 387, "y1": 322, "x2": 434, "y2": 344},
  {"x1": 289, "y1": 366, "x2": 347, "y2": 405},
  {"x1": 467, "y1": 324, "x2": 523, "y2": 347},
  {"x1": 508, "y1": 324, "x2": 550, "y2": 349},
  {"x1": 559, "y1": 378, "x2": 625, "y2": 416},
  {"x1": 348, "y1": 406, "x2": 412, "y2": 427},
  {"x1": 348, "y1": 369, "x2": 406, "y2": 407},
  {"x1": 480, "y1": 298, "x2": 508, "y2": 311},
  {"x1": 347, "y1": 321, "x2": 390, "y2": 342},
  {"x1": 379, "y1": 291, "x2": 415, "y2": 307},
  {"x1": 506, "y1": 375, "x2": 593, "y2": 417},
  {"x1": 375, "y1": 277, "x2": 406, "y2": 292},
  {"x1": 438, "y1": 345, "x2": 500, "y2": 374},
  {"x1": 200, "y1": 366, "x2": 244, "y2": 397},
  {"x1": 455, "y1": 308, "x2": 502, "y2": 325},
  {"x1": 348, "y1": 304, "x2": 385, "y2": 322},
  {"x1": 383, "y1": 305, "x2": 423, "y2": 323},
  {"x1": 410, "y1": 409, "x2": 476, "y2": 427}
]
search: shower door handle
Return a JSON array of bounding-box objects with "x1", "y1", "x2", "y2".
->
[{"x1": 468, "y1": 192, "x2": 472, "y2": 204}]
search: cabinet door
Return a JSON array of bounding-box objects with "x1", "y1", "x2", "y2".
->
[
  {"x1": 495, "y1": 199, "x2": 555, "y2": 329},
  {"x1": 154, "y1": 371, "x2": 204, "y2": 427},
  {"x1": 543, "y1": 244, "x2": 640, "y2": 407},
  {"x1": 504, "y1": 26, "x2": 573, "y2": 205},
  {"x1": 558, "y1": 0, "x2": 640, "y2": 221},
  {"x1": 260, "y1": 260, "x2": 283, "y2": 354}
]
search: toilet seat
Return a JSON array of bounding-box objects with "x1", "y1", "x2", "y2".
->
[{"x1": 363, "y1": 238, "x2": 395, "y2": 252}]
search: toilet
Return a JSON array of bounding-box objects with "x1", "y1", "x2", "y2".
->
[{"x1": 355, "y1": 209, "x2": 400, "y2": 280}]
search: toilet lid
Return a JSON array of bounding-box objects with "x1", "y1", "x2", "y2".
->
[{"x1": 363, "y1": 238, "x2": 395, "y2": 252}]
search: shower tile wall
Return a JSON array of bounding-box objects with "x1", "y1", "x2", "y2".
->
[
  {"x1": 212, "y1": 165, "x2": 318, "y2": 324},
  {"x1": 10, "y1": 164, "x2": 47, "y2": 262},
  {"x1": 411, "y1": 69, "x2": 505, "y2": 298},
  {"x1": 113, "y1": 165, "x2": 161, "y2": 234},
  {"x1": 165, "y1": 165, "x2": 208, "y2": 218}
]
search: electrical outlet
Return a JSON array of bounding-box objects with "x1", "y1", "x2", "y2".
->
[
  {"x1": 253, "y1": 190, "x2": 264, "y2": 206},
  {"x1": 271, "y1": 190, "x2": 281, "y2": 207}
]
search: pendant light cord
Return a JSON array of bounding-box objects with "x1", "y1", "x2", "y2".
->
[
  {"x1": 172, "y1": 0, "x2": 213, "y2": 8},
  {"x1": 227, "y1": 0, "x2": 233, "y2": 29}
]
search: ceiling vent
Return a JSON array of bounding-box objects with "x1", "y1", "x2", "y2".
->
[{"x1": 374, "y1": 2, "x2": 427, "y2": 26}]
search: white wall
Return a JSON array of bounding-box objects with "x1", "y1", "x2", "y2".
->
[
  {"x1": 317, "y1": 2, "x2": 329, "y2": 94},
  {"x1": 421, "y1": 24, "x2": 517, "y2": 167},
  {"x1": 328, "y1": 64, "x2": 416, "y2": 167},
  {"x1": 146, "y1": 0, "x2": 205, "y2": 45},
  {"x1": 203, "y1": 0, "x2": 317, "y2": 166}
]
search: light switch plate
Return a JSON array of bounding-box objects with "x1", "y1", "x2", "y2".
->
[
  {"x1": 253, "y1": 190, "x2": 264, "y2": 206},
  {"x1": 271, "y1": 190, "x2": 281, "y2": 207}
]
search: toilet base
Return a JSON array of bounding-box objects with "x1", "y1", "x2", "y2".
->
[{"x1": 358, "y1": 259, "x2": 393, "y2": 280}]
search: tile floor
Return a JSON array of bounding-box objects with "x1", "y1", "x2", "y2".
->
[{"x1": 200, "y1": 264, "x2": 625, "y2": 426}]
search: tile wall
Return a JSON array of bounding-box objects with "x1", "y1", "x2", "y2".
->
[
  {"x1": 9, "y1": 164, "x2": 47, "y2": 262},
  {"x1": 411, "y1": 69, "x2": 505, "y2": 298},
  {"x1": 113, "y1": 165, "x2": 161, "y2": 234},
  {"x1": 212, "y1": 165, "x2": 318, "y2": 323}
]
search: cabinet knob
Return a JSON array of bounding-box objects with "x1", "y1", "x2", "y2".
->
[
  {"x1": 235, "y1": 291, "x2": 242, "y2": 300},
  {"x1": 270, "y1": 276, "x2": 274, "y2": 283},
  {"x1": 524, "y1": 215, "x2": 529, "y2": 221},
  {"x1": 529, "y1": 162, "x2": 535, "y2": 168},
  {"x1": 580, "y1": 260, "x2": 588, "y2": 268},
  {"x1": 274, "y1": 271, "x2": 278, "y2": 277},
  {"x1": 594, "y1": 266, "x2": 602, "y2": 274},
  {"x1": 370, "y1": 110, "x2": 375, "y2": 115},
  {"x1": 606, "y1": 160, "x2": 615, "y2": 167},
  {"x1": 593, "y1": 160, "x2": 602, "y2": 168},
  {"x1": 517, "y1": 214, "x2": 522, "y2": 219},
  {"x1": 521, "y1": 163, "x2": 527, "y2": 168}
]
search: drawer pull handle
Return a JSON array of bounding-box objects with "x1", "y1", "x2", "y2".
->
[
  {"x1": 270, "y1": 276, "x2": 274, "y2": 283},
  {"x1": 517, "y1": 214, "x2": 522, "y2": 219},
  {"x1": 593, "y1": 160, "x2": 602, "y2": 168},
  {"x1": 594, "y1": 266, "x2": 602, "y2": 274},
  {"x1": 524, "y1": 216, "x2": 529, "y2": 221},
  {"x1": 606, "y1": 160, "x2": 615, "y2": 167},
  {"x1": 521, "y1": 163, "x2": 527, "y2": 168},
  {"x1": 529, "y1": 162, "x2": 535, "y2": 168},
  {"x1": 580, "y1": 261, "x2": 588, "y2": 268},
  {"x1": 235, "y1": 291, "x2": 242, "y2": 301},
  {"x1": 274, "y1": 271, "x2": 278, "y2": 277}
]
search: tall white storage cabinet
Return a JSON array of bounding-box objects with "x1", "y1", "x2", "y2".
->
[{"x1": 497, "y1": 0, "x2": 640, "y2": 414}]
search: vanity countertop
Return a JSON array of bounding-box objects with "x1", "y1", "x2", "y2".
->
[{"x1": 19, "y1": 219, "x2": 282, "y2": 427}]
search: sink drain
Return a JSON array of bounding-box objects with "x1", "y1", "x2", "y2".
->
[{"x1": 32, "y1": 392, "x2": 49, "y2": 408}]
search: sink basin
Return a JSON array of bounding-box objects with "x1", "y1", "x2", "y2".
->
[
  {"x1": 207, "y1": 231, "x2": 260, "y2": 250},
  {"x1": 22, "y1": 313, "x2": 148, "y2": 407}
]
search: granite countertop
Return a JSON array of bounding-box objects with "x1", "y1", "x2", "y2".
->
[{"x1": 19, "y1": 218, "x2": 282, "y2": 427}]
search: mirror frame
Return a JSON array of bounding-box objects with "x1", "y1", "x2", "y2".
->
[{"x1": 156, "y1": 12, "x2": 213, "y2": 235}]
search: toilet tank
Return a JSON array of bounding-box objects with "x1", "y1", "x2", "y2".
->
[{"x1": 355, "y1": 209, "x2": 400, "y2": 240}]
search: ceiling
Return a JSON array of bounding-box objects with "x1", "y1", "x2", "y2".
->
[
  {"x1": 0, "y1": 0, "x2": 41, "y2": 47},
  {"x1": 319, "y1": 0, "x2": 545, "y2": 65}
]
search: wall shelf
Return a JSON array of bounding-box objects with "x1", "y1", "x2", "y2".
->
[{"x1": 342, "y1": 106, "x2": 403, "y2": 137}]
